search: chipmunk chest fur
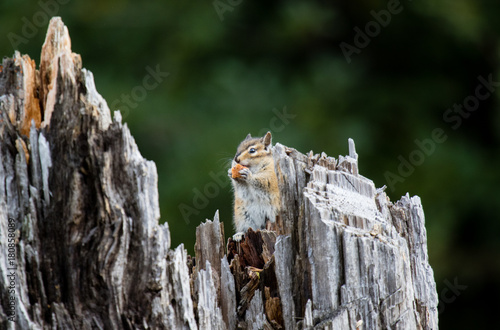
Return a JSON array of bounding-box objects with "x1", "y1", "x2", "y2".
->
[{"x1": 228, "y1": 132, "x2": 280, "y2": 235}]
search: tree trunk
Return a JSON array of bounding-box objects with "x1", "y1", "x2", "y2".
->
[{"x1": 0, "y1": 17, "x2": 438, "y2": 329}]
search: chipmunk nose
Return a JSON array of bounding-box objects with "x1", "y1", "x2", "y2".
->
[{"x1": 234, "y1": 156, "x2": 240, "y2": 163}]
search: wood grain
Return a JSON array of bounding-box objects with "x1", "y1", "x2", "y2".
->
[{"x1": 0, "y1": 17, "x2": 438, "y2": 329}]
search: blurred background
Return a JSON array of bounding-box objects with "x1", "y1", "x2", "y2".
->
[{"x1": 1, "y1": 0, "x2": 499, "y2": 328}]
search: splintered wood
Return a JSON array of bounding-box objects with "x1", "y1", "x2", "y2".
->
[
  {"x1": 0, "y1": 17, "x2": 438, "y2": 329},
  {"x1": 192, "y1": 139, "x2": 438, "y2": 329},
  {"x1": 227, "y1": 229, "x2": 281, "y2": 328}
]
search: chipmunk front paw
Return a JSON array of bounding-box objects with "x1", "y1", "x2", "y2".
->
[{"x1": 237, "y1": 167, "x2": 251, "y2": 180}]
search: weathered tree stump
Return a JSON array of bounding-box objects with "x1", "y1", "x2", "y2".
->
[{"x1": 0, "y1": 17, "x2": 438, "y2": 329}]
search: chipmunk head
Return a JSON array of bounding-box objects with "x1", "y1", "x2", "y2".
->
[{"x1": 233, "y1": 131, "x2": 273, "y2": 168}]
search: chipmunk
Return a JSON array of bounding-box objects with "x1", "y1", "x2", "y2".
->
[{"x1": 228, "y1": 131, "x2": 280, "y2": 241}]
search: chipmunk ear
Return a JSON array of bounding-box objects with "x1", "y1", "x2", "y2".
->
[
  {"x1": 262, "y1": 131, "x2": 272, "y2": 148},
  {"x1": 245, "y1": 133, "x2": 252, "y2": 140}
]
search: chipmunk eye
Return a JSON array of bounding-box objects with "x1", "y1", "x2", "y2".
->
[{"x1": 249, "y1": 148, "x2": 256, "y2": 154}]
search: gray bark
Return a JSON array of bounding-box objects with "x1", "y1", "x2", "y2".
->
[{"x1": 0, "y1": 17, "x2": 438, "y2": 329}]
